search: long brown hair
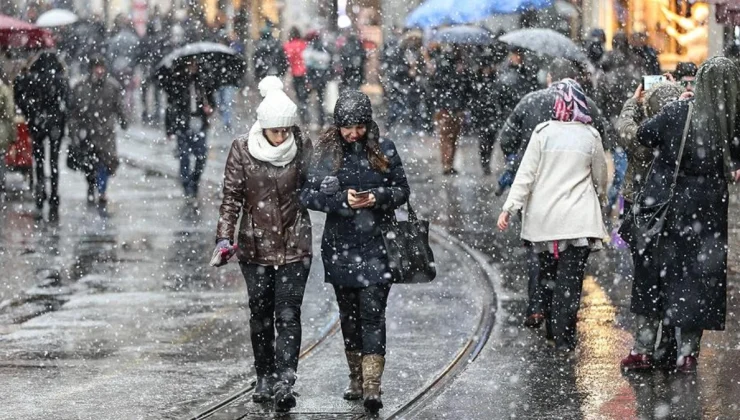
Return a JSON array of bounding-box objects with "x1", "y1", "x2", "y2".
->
[{"x1": 316, "y1": 121, "x2": 390, "y2": 173}]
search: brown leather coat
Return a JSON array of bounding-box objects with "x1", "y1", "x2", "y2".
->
[{"x1": 217, "y1": 127, "x2": 313, "y2": 265}]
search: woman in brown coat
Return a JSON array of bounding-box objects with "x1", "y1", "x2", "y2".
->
[{"x1": 214, "y1": 77, "x2": 312, "y2": 412}]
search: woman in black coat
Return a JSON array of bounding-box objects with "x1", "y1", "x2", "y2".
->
[
  {"x1": 621, "y1": 57, "x2": 740, "y2": 373},
  {"x1": 301, "y1": 90, "x2": 410, "y2": 413}
]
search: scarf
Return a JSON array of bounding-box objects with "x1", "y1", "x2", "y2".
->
[
  {"x1": 551, "y1": 78, "x2": 592, "y2": 124},
  {"x1": 247, "y1": 121, "x2": 297, "y2": 167}
]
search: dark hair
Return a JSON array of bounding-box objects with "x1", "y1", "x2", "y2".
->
[
  {"x1": 548, "y1": 58, "x2": 578, "y2": 82},
  {"x1": 674, "y1": 62, "x2": 698, "y2": 79},
  {"x1": 289, "y1": 27, "x2": 301, "y2": 41},
  {"x1": 317, "y1": 121, "x2": 389, "y2": 173}
]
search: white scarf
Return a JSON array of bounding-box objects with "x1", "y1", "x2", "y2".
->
[{"x1": 247, "y1": 121, "x2": 298, "y2": 167}]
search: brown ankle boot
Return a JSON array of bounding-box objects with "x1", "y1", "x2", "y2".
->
[
  {"x1": 343, "y1": 350, "x2": 363, "y2": 400},
  {"x1": 362, "y1": 354, "x2": 385, "y2": 413}
]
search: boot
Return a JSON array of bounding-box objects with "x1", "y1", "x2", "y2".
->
[
  {"x1": 252, "y1": 375, "x2": 275, "y2": 403},
  {"x1": 274, "y1": 380, "x2": 296, "y2": 413},
  {"x1": 362, "y1": 354, "x2": 385, "y2": 413},
  {"x1": 343, "y1": 350, "x2": 363, "y2": 400}
]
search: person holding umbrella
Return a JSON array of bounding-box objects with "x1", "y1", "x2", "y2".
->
[
  {"x1": 161, "y1": 59, "x2": 215, "y2": 198},
  {"x1": 214, "y1": 76, "x2": 312, "y2": 412}
]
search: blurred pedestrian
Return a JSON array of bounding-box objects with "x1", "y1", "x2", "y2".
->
[
  {"x1": 429, "y1": 44, "x2": 470, "y2": 175},
  {"x1": 215, "y1": 76, "x2": 312, "y2": 412},
  {"x1": 585, "y1": 28, "x2": 606, "y2": 69},
  {"x1": 14, "y1": 52, "x2": 68, "y2": 215},
  {"x1": 0, "y1": 70, "x2": 14, "y2": 195},
  {"x1": 301, "y1": 90, "x2": 410, "y2": 414},
  {"x1": 138, "y1": 20, "x2": 170, "y2": 124},
  {"x1": 68, "y1": 55, "x2": 129, "y2": 206},
  {"x1": 620, "y1": 57, "x2": 740, "y2": 373},
  {"x1": 161, "y1": 59, "x2": 215, "y2": 198},
  {"x1": 217, "y1": 31, "x2": 245, "y2": 133},
  {"x1": 339, "y1": 31, "x2": 366, "y2": 90},
  {"x1": 284, "y1": 27, "x2": 309, "y2": 125},
  {"x1": 498, "y1": 79, "x2": 608, "y2": 352},
  {"x1": 254, "y1": 27, "x2": 288, "y2": 81},
  {"x1": 303, "y1": 30, "x2": 332, "y2": 128},
  {"x1": 630, "y1": 32, "x2": 661, "y2": 76}
]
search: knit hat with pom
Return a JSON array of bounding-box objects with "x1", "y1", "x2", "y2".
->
[{"x1": 256, "y1": 76, "x2": 298, "y2": 128}]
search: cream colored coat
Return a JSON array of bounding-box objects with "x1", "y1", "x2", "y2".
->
[{"x1": 502, "y1": 121, "x2": 609, "y2": 243}]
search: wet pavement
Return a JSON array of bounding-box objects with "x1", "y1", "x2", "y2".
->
[{"x1": 1, "y1": 112, "x2": 739, "y2": 419}]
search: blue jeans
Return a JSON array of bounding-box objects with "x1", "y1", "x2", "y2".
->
[
  {"x1": 218, "y1": 86, "x2": 237, "y2": 130},
  {"x1": 176, "y1": 129, "x2": 207, "y2": 196},
  {"x1": 608, "y1": 148, "x2": 628, "y2": 209},
  {"x1": 97, "y1": 164, "x2": 110, "y2": 195}
]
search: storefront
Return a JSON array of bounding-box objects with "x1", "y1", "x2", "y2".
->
[{"x1": 583, "y1": 0, "x2": 724, "y2": 69}]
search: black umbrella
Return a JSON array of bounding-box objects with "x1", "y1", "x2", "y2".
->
[
  {"x1": 154, "y1": 42, "x2": 246, "y2": 88},
  {"x1": 498, "y1": 28, "x2": 587, "y2": 62}
]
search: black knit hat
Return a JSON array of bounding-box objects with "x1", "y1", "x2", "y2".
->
[
  {"x1": 333, "y1": 90, "x2": 372, "y2": 127},
  {"x1": 89, "y1": 54, "x2": 107, "y2": 70}
]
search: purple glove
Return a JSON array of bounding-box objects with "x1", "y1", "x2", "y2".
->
[{"x1": 210, "y1": 239, "x2": 237, "y2": 267}]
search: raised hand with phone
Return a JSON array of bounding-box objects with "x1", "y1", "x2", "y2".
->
[{"x1": 348, "y1": 189, "x2": 376, "y2": 209}]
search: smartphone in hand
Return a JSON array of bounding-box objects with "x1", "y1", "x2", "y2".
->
[
  {"x1": 353, "y1": 190, "x2": 372, "y2": 198},
  {"x1": 643, "y1": 75, "x2": 666, "y2": 91}
]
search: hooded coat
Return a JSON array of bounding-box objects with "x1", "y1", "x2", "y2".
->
[
  {"x1": 301, "y1": 113, "x2": 410, "y2": 288},
  {"x1": 68, "y1": 73, "x2": 129, "y2": 173},
  {"x1": 632, "y1": 57, "x2": 740, "y2": 330}
]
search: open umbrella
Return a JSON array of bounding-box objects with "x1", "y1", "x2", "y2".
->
[
  {"x1": 36, "y1": 9, "x2": 79, "y2": 28},
  {"x1": 498, "y1": 28, "x2": 587, "y2": 62},
  {"x1": 0, "y1": 14, "x2": 54, "y2": 48},
  {"x1": 154, "y1": 42, "x2": 246, "y2": 88},
  {"x1": 427, "y1": 26, "x2": 495, "y2": 45},
  {"x1": 406, "y1": 0, "x2": 553, "y2": 28}
]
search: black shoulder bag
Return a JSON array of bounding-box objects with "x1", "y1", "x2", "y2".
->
[
  {"x1": 630, "y1": 102, "x2": 693, "y2": 248},
  {"x1": 383, "y1": 202, "x2": 437, "y2": 284}
]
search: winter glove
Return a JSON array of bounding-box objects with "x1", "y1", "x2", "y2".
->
[
  {"x1": 320, "y1": 176, "x2": 340, "y2": 195},
  {"x1": 210, "y1": 239, "x2": 237, "y2": 267}
]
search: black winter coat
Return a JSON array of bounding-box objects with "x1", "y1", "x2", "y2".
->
[
  {"x1": 301, "y1": 132, "x2": 410, "y2": 288},
  {"x1": 498, "y1": 87, "x2": 615, "y2": 168},
  {"x1": 634, "y1": 100, "x2": 738, "y2": 330}
]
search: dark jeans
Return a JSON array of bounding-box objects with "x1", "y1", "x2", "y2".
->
[
  {"x1": 176, "y1": 129, "x2": 207, "y2": 196},
  {"x1": 334, "y1": 284, "x2": 391, "y2": 356},
  {"x1": 30, "y1": 123, "x2": 64, "y2": 207},
  {"x1": 310, "y1": 80, "x2": 327, "y2": 126},
  {"x1": 292, "y1": 76, "x2": 309, "y2": 124},
  {"x1": 534, "y1": 246, "x2": 590, "y2": 350},
  {"x1": 478, "y1": 127, "x2": 498, "y2": 171},
  {"x1": 241, "y1": 260, "x2": 310, "y2": 381},
  {"x1": 84, "y1": 161, "x2": 110, "y2": 196}
]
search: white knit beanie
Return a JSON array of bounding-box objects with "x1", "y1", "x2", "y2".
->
[{"x1": 256, "y1": 76, "x2": 298, "y2": 129}]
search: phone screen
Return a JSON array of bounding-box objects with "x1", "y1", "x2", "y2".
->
[
  {"x1": 643, "y1": 75, "x2": 666, "y2": 91},
  {"x1": 354, "y1": 190, "x2": 371, "y2": 198}
]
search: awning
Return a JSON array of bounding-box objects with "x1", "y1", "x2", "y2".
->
[
  {"x1": 405, "y1": 0, "x2": 553, "y2": 29},
  {"x1": 710, "y1": 0, "x2": 740, "y2": 25}
]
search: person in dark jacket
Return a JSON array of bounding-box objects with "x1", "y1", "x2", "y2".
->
[
  {"x1": 138, "y1": 20, "x2": 170, "y2": 123},
  {"x1": 215, "y1": 76, "x2": 312, "y2": 412},
  {"x1": 429, "y1": 44, "x2": 471, "y2": 175},
  {"x1": 303, "y1": 31, "x2": 333, "y2": 127},
  {"x1": 254, "y1": 28, "x2": 289, "y2": 81},
  {"x1": 496, "y1": 58, "x2": 615, "y2": 328},
  {"x1": 68, "y1": 56, "x2": 129, "y2": 206},
  {"x1": 161, "y1": 59, "x2": 215, "y2": 198},
  {"x1": 14, "y1": 52, "x2": 69, "y2": 215},
  {"x1": 301, "y1": 90, "x2": 410, "y2": 414},
  {"x1": 630, "y1": 32, "x2": 661, "y2": 76},
  {"x1": 339, "y1": 32, "x2": 367, "y2": 90},
  {"x1": 620, "y1": 57, "x2": 740, "y2": 374}
]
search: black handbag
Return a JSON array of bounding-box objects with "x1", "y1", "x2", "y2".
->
[
  {"x1": 630, "y1": 102, "x2": 693, "y2": 248},
  {"x1": 382, "y1": 202, "x2": 436, "y2": 284}
]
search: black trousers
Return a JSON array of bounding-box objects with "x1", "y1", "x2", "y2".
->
[
  {"x1": 292, "y1": 76, "x2": 309, "y2": 124},
  {"x1": 534, "y1": 246, "x2": 590, "y2": 350},
  {"x1": 334, "y1": 284, "x2": 391, "y2": 356},
  {"x1": 478, "y1": 126, "x2": 498, "y2": 170},
  {"x1": 241, "y1": 260, "x2": 310, "y2": 381},
  {"x1": 29, "y1": 122, "x2": 64, "y2": 207}
]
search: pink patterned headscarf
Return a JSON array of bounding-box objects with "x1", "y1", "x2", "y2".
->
[{"x1": 551, "y1": 78, "x2": 592, "y2": 124}]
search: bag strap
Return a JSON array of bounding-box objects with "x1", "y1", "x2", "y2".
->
[
  {"x1": 670, "y1": 102, "x2": 693, "y2": 190},
  {"x1": 405, "y1": 200, "x2": 419, "y2": 222}
]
